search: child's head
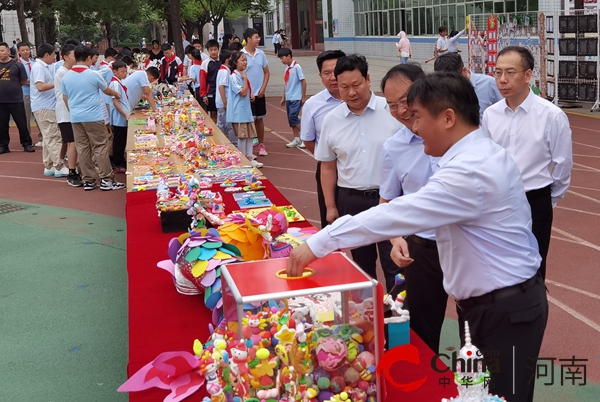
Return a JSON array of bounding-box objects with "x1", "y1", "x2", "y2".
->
[
  {"x1": 146, "y1": 66, "x2": 160, "y2": 84},
  {"x1": 229, "y1": 42, "x2": 243, "y2": 53},
  {"x1": 17, "y1": 42, "x2": 31, "y2": 59},
  {"x1": 161, "y1": 43, "x2": 173, "y2": 58},
  {"x1": 185, "y1": 44, "x2": 194, "y2": 59},
  {"x1": 205, "y1": 39, "x2": 219, "y2": 59},
  {"x1": 230, "y1": 52, "x2": 247, "y2": 72},
  {"x1": 191, "y1": 48, "x2": 203, "y2": 62},
  {"x1": 61, "y1": 44, "x2": 76, "y2": 68},
  {"x1": 243, "y1": 28, "x2": 260, "y2": 48},
  {"x1": 112, "y1": 60, "x2": 128, "y2": 80},
  {"x1": 121, "y1": 55, "x2": 135, "y2": 69},
  {"x1": 192, "y1": 39, "x2": 203, "y2": 51},
  {"x1": 278, "y1": 47, "x2": 293, "y2": 65},
  {"x1": 152, "y1": 40, "x2": 160, "y2": 50},
  {"x1": 104, "y1": 47, "x2": 117, "y2": 61},
  {"x1": 91, "y1": 48, "x2": 99, "y2": 65},
  {"x1": 439, "y1": 26, "x2": 447, "y2": 37},
  {"x1": 232, "y1": 36, "x2": 240, "y2": 43},
  {"x1": 450, "y1": 30, "x2": 459, "y2": 38},
  {"x1": 219, "y1": 49, "x2": 232, "y2": 67},
  {"x1": 141, "y1": 47, "x2": 150, "y2": 61}
]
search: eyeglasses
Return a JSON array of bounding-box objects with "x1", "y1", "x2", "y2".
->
[
  {"x1": 493, "y1": 69, "x2": 527, "y2": 79},
  {"x1": 320, "y1": 71, "x2": 335, "y2": 79},
  {"x1": 387, "y1": 98, "x2": 408, "y2": 111}
]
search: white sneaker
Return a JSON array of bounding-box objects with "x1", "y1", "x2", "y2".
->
[
  {"x1": 54, "y1": 166, "x2": 69, "y2": 178},
  {"x1": 251, "y1": 160, "x2": 264, "y2": 168},
  {"x1": 43, "y1": 167, "x2": 55, "y2": 176},
  {"x1": 298, "y1": 141, "x2": 306, "y2": 149},
  {"x1": 285, "y1": 138, "x2": 302, "y2": 148},
  {"x1": 35, "y1": 141, "x2": 43, "y2": 147}
]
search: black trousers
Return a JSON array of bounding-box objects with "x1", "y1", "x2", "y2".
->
[
  {"x1": 111, "y1": 125, "x2": 128, "y2": 167},
  {"x1": 456, "y1": 275, "x2": 548, "y2": 402},
  {"x1": 336, "y1": 187, "x2": 401, "y2": 287},
  {"x1": 0, "y1": 102, "x2": 32, "y2": 148},
  {"x1": 526, "y1": 185, "x2": 552, "y2": 280},
  {"x1": 404, "y1": 235, "x2": 447, "y2": 354},
  {"x1": 315, "y1": 161, "x2": 334, "y2": 229}
]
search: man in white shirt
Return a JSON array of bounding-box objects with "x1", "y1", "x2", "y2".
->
[
  {"x1": 31, "y1": 43, "x2": 68, "y2": 177},
  {"x1": 17, "y1": 42, "x2": 40, "y2": 146},
  {"x1": 435, "y1": 25, "x2": 449, "y2": 57},
  {"x1": 316, "y1": 54, "x2": 402, "y2": 281},
  {"x1": 300, "y1": 50, "x2": 345, "y2": 228},
  {"x1": 482, "y1": 46, "x2": 573, "y2": 280},
  {"x1": 288, "y1": 72, "x2": 547, "y2": 402},
  {"x1": 434, "y1": 52, "x2": 502, "y2": 121}
]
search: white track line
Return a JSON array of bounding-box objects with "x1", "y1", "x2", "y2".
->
[
  {"x1": 276, "y1": 186, "x2": 317, "y2": 195},
  {"x1": 567, "y1": 190, "x2": 600, "y2": 204},
  {"x1": 269, "y1": 130, "x2": 314, "y2": 158},
  {"x1": 260, "y1": 165, "x2": 315, "y2": 174},
  {"x1": 551, "y1": 236, "x2": 584, "y2": 245},
  {"x1": 573, "y1": 162, "x2": 600, "y2": 173},
  {"x1": 0, "y1": 160, "x2": 44, "y2": 165},
  {"x1": 552, "y1": 227, "x2": 600, "y2": 252},
  {"x1": 265, "y1": 151, "x2": 313, "y2": 158},
  {"x1": 574, "y1": 153, "x2": 600, "y2": 158},
  {"x1": 547, "y1": 295, "x2": 600, "y2": 333},
  {"x1": 556, "y1": 206, "x2": 600, "y2": 217},
  {"x1": 0, "y1": 174, "x2": 66, "y2": 183},
  {"x1": 573, "y1": 140, "x2": 600, "y2": 149},
  {"x1": 546, "y1": 280, "x2": 600, "y2": 300},
  {"x1": 571, "y1": 126, "x2": 600, "y2": 135},
  {"x1": 570, "y1": 185, "x2": 600, "y2": 192}
]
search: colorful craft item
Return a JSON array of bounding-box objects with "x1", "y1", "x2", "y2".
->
[
  {"x1": 224, "y1": 187, "x2": 243, "y2": 193},
  {"x1": 220, "y1": 179, "x2": 236, "y2": 188}
]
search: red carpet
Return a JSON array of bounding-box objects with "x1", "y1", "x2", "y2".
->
[{"x1": 125, "y1": 181, "x2": 452, "y2": 401}]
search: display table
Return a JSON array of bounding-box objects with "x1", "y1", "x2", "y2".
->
[{"x1": 124, "y1": 107, "x2": 453, "y2": 401}]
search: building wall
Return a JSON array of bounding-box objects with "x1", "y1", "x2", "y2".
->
[
  {"x1": 322, "y1": 0, "x2": 562, "y2": 64},
  {"x1": 1, "y1": 10, "x2": 35, "y2": 45}
]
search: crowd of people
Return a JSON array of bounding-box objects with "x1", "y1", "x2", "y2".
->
[
  {"x1": 1, "y1": 30, "x2": 576, "y2": 401},
  {"x1": 287, "y1": 44, "x2": 572, "y2": 402}
]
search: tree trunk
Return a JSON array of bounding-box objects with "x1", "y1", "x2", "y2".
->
[
  {"x1": 42, "y1": 16, "x2": 56, "y2": 43},
  {"x1": 105, "y1": 21, "x2": 113, "y2": 47},
  {"x1": 16, "y1": 0, "x2": 29, "y2": 43},
  {"x1": 169, "y1": 0, "x2": 183, "y2": 57},
  {"x1": 30, "y1": 0, "x2": 43, "y2": 46},
  {"x1": 0, "y1": 17, "x2": 4, "y2": 42}
]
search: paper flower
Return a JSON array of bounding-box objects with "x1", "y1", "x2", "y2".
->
[
  {"x1": 117, "y1": 351, "x2": 204, "y2": 402},
  {"x1": 156, "y1": 228, "x2": 242, "y2": 324}
]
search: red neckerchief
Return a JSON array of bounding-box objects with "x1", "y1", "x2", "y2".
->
[
  {"x1": 192, "y1": 60, "x2": 202, "y2": 65},
  {"x1": 72, "y1": 65, "x2": 89, "y2": 73},
  {"x1": 144, "y1": 59, "x2": 151, "y2": 68},
  {"x1": 110, "y1": 76, "x2": 129, "y2": 99},
  {"x1": 219, "y1": 65, "x2": 228, "y2": 71},
  {"x1": 233, "y1": 70, "x2": 252, "y2": 95},
  {"x1": 284, "y1": 60, "x2": 297, "y2": 84},
  {"x1": 19, "y1": 58, "x2": 31, "y2": 71},
  {"x1": 100, "y1": 60, "x2": 109, "y2": 66}
]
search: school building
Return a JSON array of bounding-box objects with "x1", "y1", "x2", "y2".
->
[{"x1": 260, "y1": 0, "x2": 565, "y2": 61}]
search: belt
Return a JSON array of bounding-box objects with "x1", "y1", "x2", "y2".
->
[
  {"x1": 526, "y1": 184, "x2": 551, "y2": 201},
  {"x1": 407, "y1": 234, "x2": 437, "y2": 248},
  {"x1": 339, "y1": 187, "x2": 379, "y2": 199},
  {"x1": 456, "y1": 274, "x2": 539, "y2": 311}
]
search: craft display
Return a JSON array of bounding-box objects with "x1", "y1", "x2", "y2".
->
[
  {"x1": 243, "y1": 205, "x2": 306, "y2": 223},
  {"x1": 441, "y1": 322, "x2": 507, "y2": 402},
  {"x1": 134, "y1": 131, "x2": 158, "y2": 148},
  {"x1": 234, "y1": 191, "x2": 273, "y2": 209},
  {"x1": 123, "y1": 253, "x2": 385, "y2": 402}
]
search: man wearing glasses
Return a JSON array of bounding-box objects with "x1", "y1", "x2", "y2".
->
[
  {"x1": 482, "y1": 46, "x2": 573, "y2": 281},
  {"x1": 315, "y1": 54, "x2": 402, "y2": 283}
]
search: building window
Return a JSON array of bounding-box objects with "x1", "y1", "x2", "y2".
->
[
  {"x1": 354, "y1": 0, "x2": 539, "y2": 37},
  {"x1": 265, "y1": 13, "x2": 274, "y2": 36}
]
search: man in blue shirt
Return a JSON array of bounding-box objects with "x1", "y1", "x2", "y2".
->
[
  {"x1": 434, "y1": 52, "x2": 502, "y2": 121},
  {"x1": 31, "y1": 43, "x2": 67, "y2": 177},
  {"x1": 62, "y1": 45, "x2": 124, "y2": 191},
  {"x1": 287, "y1": 72, "x2": 547, "y2": 402},
  {"x1": 300, "y1": 50, "x2": 345, "y2": 228},
  {"x1": 378, "y1": 64, "x2": 448, "y2": 354}
]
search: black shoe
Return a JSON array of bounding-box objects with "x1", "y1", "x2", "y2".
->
[
  {"x1": 67, "y1": 173, "x2": 83, "y2": 187},
  {"x1": 23, "y1": 145, "x2": 35, "y2": 152},
  {"x1": 0, "y1": 147, "x2": 9, "y2": 154}
]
